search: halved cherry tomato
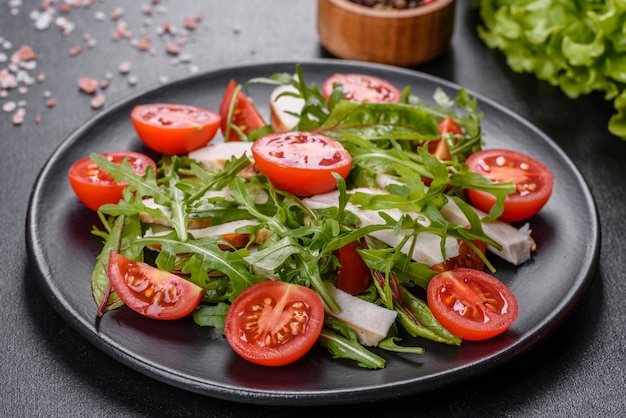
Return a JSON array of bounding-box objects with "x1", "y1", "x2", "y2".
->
[
  {"x1": 224, "y1": 280, "x2": 324, "y2": 366},
  {"x1": 427, "y1": 268, "x2": 518, "y2": 341},
  {"x1": 334, "y1": 240, "x2": 371, "y2": 295},
  {"x1": 427, "y1": 116, "x2": 463, "y2": 161},
  {"x1": 430, "y1": 240, "x2": 487, "y2": 273},
  {"x1": 130, "y1": 103, "x2": 221, "y2": 155},
  {"x1": 466, "y1": 149, "x2": 554, "y2": 222},
  {"x1": 219, "y1": 79, "x2": 266, "y2": 141},
  {"x1": 251, "y1": 131, "x2": 352, "y2": 196},
  {"x1": 107, "y1": 252, "x2": 206, "y2": 320},
  {"x1": 321, "y1": 73, "x2": 401, "y2": 103},
  {"x1": 68, "y1": 151, "x2": 157, "y2": 211}
]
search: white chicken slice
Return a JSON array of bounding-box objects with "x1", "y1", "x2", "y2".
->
[
  {"x1": 188, "y1": 141, "x2": 254, "y2": 170},
  {"x1": 322, "y1": 282, "x2": 397, "y2": 346},
  {"x1": 375, "y1": 172, "x2": 535, "y2": 265},
  {"x1": 303, "y1": 188, "x2": 460, "y2": 266},
  {"x1": 144, "y1": 219, "x2": 271, "y2": 248},
  {"x1": 439, "y1": 199, "x2": 535, "y2": 265},
  {"x1": 269, "y1": 83, "x2": 304, "y2": 132}
]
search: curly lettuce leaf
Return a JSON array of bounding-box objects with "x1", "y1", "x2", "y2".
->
[{"x1": 474, "y1": 0, "x2": 626, "y2": 140}]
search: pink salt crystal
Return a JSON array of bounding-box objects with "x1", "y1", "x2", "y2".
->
[
  {"x1": 137, "y1": 35, "x2": 151, "y2": 51},
  {"x1": 12, "y1": 107, "x2": 25, "y2": 125},
  {"x1": 11, "y1": 45, "x2": 37, "y2": 63},
  {"x1": 68, "y1": 45, "x2": 83, "y2": 56},
  {"x1": 184, "y1": 17, "x2": 197, "y2": 31},
  {"x1": 90, "y1": 94, "x2": 105, "y2": 109},
  {"x1": 165, "y1": 41, "x2": 180, "y2": 56},
  {"x1": 2, "y1": 101, "x2": 17, "y2": 112},
  {"x1": 78, "y1": 77, "x2": 98, "y2": 94},
  {"x1": 118, "y1": 61, "x2": 131, "y2": 74}
]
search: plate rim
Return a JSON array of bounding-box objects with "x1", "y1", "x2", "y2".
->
[{"x1": 25, "y1": 58, "x2": 601, "y2": 406}]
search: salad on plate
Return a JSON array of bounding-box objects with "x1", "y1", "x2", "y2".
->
[{"x1": 67, "y1": 65, "x2": 554, "y2": 369}]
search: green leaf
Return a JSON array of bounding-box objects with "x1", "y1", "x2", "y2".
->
[
  {"x1": 193, "y1": 302, "x2": 229, "y2": 329},
  {"x1": 92, "y1": 215, "x2": 144, "y2": 315},
  {"x1": 396, "y1": 285, "x2": 462, "y2": 346},
  {"x1": 377, "y1": 337, "x2": 425, "y2": 354},
  {"x1": 318, "y1": 317, "x2": 387, "y2": 369},
  {"x1": 474, "y1": 0, "x2": 626, "y2": 141},
  {"x1": 137, "y1": 235, "x2": 263, "y2": 300},
  {"x1": 320, "y1": 101, "x2": 440, "y2": 142}
]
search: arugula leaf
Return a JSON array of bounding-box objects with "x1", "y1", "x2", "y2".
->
[
  {"x1": 319, "y1": 100, "x2": 441, "y2": 142},
  {"x1": 369, "y1": 266, "x2": 461, "y2": 346},
  {"x1": 377, "y1": 337, "x2": 425, "y2": 355},
  {"x1": 92, "y1": 214, "x2": 144, "y2": 315},
  {"x1": 193, "y1": 302, "x2": 230, "y2": 328},
  {"x1": 136, "y1": 234, "x2": 262, "y2": 300},
  {"x1": 396, "y1": 284, "x2": 462, "y2": 346},
  {"x1": 318, "y1": 317, "x2": 387, "y2": 369},
  {"x1": 89, "y1": 153, "x2": 164, "y2": 200}
]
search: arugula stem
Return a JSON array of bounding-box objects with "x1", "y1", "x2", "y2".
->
[{"x1": 294, "y1": 256, "x2": 340, "y2": 313}]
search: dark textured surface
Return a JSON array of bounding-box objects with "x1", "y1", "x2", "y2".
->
[{"x1": 2, "y1": 1, "x2": 625, "y2": 416}]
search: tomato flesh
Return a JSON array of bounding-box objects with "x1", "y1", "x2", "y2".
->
[
  {"x1": 130, "y1": 103, "x2": 221, "y2": 155},
  {"x1": 251, "y1": 131, "x2": 352, "y2": 196},
  {"x1": 430, "y1": 240, "x2": 487, "y2": 273},
  {"x1": 224, "y1": 281, "x2": 324, "y2": 366},
  {"x1": 219, "y1": 79, "x2": 266, "y2": 141},
  {"x1": 466, "y1": 149, "x2": 554, "y2": 222},
  {"x1": 107, "y1": 252, "x2": 205, "y2": 320},
  {"x1": 334, "y1": 241, "x2": 372, "y2": 295},
  {"x1": 321, "y1": 73, "x2": 401, "y2": 103},
  {"x1": 427, "y1": 268, "x2": 518, "y2": 341},
  {"x1": 68, "y1": 151, "x2": 156, "y2": 211}
]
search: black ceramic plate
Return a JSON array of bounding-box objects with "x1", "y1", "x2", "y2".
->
[{"x1": 26, "y1": 60, "x2": 600, "y2": 406}]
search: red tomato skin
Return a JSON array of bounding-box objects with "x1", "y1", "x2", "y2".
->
[
  {"x1": 427, "y1": 268, "x2": 519, "y2": 341},
  {"x1": 466, "y1": 149, "x2": 554, "y2": 222},
  {"x1": 251, "y1": 132, "x2": 352, "y2": 196},
  {"x1": 68, "y1": 151, "x2": 156, "y2": 211},
  {"x1": 321, "y1": 73, "x2": 401, "y2": 103},
  {"x1": 428, "y1": 116, "x2": 463, "y2": 161},
  {"x1": 107, "y1": 252, "x2": 205, "y2": 320},
  {"x1": 130, "y1": 104, "x2": 221, "y2": 155},
  {"x1": 334, "y1": 241, "x2": 372, "y2": 295},
  {"x1": 224, "y1": 281, "x2": 324, "y2": 367},
  {"x1": 218, "y1": 79, "x2": 266, "y2": 141}
]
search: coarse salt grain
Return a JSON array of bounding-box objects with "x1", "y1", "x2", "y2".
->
[
  {"x1": 165, "y1": 41, "x2": 179, "y2": 55},
  {"x1": 118, "y1": 61, "x2": 131, "y2": 74},
  {"x1": 2, "y1": 101, "x2": 17, "y2": 112},
  {"x1": 78, "y1": 77, "x2": 98, "y2": 94},
  {"x1": 68, "y1": 45, "x2": 83, "y2": 56},
  {"x1": 90, "y1": 94, "x2": 105, "y2": 109},
  {"x1": 12, "y1": 107, "x2": 25, "y2": 125}
]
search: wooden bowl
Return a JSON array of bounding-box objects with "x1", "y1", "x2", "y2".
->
[{"x1": 317, "y1": 0, "x2": 456, "y2": 67}]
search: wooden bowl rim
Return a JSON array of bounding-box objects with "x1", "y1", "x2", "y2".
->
[{"x1": 321, "y1": 0, "x2": 455, "y2": 18}]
